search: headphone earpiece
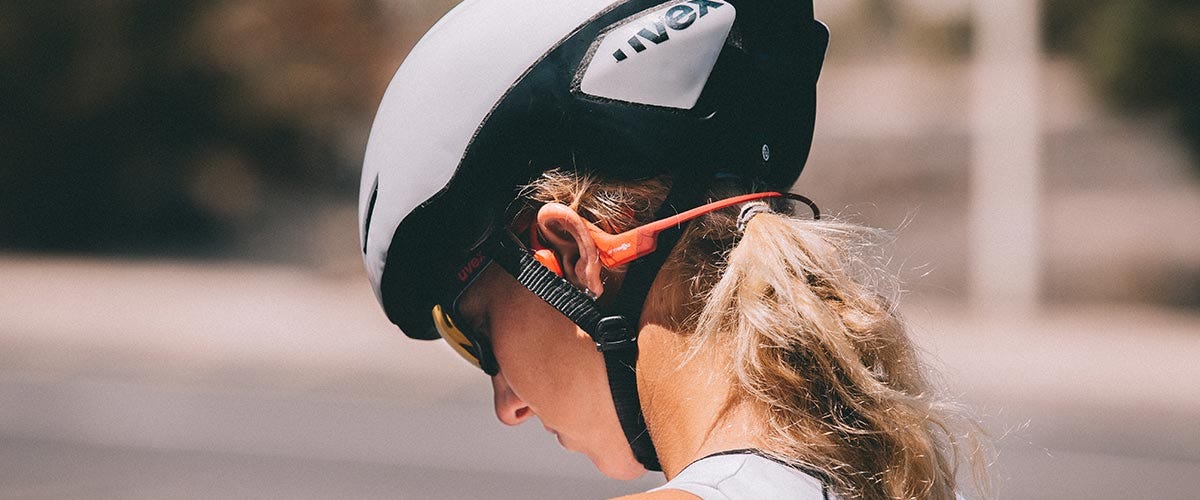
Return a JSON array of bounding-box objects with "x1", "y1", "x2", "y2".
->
[
  {"x1": 529, "y1": 226, "x2": 564, "y2": 277},
  {"x1": 533, "y1": 248, "x2": 563, "y2": 277}
]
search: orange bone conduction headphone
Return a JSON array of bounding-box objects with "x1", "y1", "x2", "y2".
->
[{"x1": 530, "y1": 191, "x2": 820, "y2": 276}]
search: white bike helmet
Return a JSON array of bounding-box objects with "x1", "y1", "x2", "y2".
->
[{"x1": 360, "y1": 0, "x2": 828, "y2": 470}]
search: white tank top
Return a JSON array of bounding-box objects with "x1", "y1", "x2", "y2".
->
[{"x1": 650, "y1": 450, "x2": 833, "y2": 500}]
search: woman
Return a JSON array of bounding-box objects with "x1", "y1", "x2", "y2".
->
[{"x1": 359, "y1": 0, "x2": 985, "y2": 497}]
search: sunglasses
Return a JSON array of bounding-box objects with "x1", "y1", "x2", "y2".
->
[
  {"x1": 431, "y1": 191, "x2": 818, "y2": 375},
  {"x1": 431, "y1": 302, "x2": 499, "y2": 376},
  {"x1": 431, "y1": 250, "x2": 500, "y2": 375}
]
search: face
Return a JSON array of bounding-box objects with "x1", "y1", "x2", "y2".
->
[{"x1": 455, "y1": 264, "x2": 645, "y2": 480}]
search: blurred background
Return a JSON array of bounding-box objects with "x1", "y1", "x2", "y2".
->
[{"x1": 1, "y1": 0, "x2": 1197, "y2": 498}]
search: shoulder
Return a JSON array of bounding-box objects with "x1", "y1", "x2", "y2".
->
[
  {"x1": 612, "y1": 490, "x2": 701, "y2": 500},
  {"x1": 644, "y1": 453, "x2": 829, "y2": 500}
]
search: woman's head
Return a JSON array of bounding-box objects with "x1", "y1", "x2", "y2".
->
[
  {"x1": 357, "y1": 0, "x2": 989, "y2": 495},
  {"x1": 361, "y1": 0, "x2": 829, "y2": 474}
]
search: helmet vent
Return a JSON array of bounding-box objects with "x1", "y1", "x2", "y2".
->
[{"x1": 362, "y1": 175, "x2": 379, "y2": 255}]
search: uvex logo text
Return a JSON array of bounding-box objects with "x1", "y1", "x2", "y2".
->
[
  {"x1": 456, "y1": 252, "x2": 488, "y2": 283},
  {"x1": 612, "y1": 0, "x2": 725, "y2": 63}
]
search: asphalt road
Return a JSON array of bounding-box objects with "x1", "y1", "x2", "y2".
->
[{"x1": 1, "y1": 258, "x2": 1198, "y2": 499}]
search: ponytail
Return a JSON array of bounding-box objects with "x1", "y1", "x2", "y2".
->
[{"x1": 691, "y1": 207, "x2": 983, "y2": 499}]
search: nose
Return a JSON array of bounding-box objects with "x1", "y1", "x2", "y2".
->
[{"x1": 491, "y1": 373, "x2": 533, "y2": 426}]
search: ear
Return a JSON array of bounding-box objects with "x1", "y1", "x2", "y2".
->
[{"x1": 535, "y1": 203, "x2": 605, "y2": 298}]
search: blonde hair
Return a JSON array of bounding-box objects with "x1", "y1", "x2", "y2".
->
[{"x1": 519, "y1": 170, "x2": 989, "y2": 499}]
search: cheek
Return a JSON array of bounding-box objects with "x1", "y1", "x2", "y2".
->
[
  {"x1": 487, "y1": 284, "x2": 642, "y2": 477},
  {"x1": 488, "y1": 291, "x2": 589, "y2": 400},
  {"x1": 488, "y1": 290, "x2": 613, "y2": 418}
]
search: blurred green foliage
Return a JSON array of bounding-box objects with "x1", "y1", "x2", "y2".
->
[
  {"x1": 0, "y1": 1, "x2": 434, "y2": 254},
  {"x1": 3, "y1": 3, "x2": 217, "y2": 252},
  {"x1": 1045, "y1": 0, "x2": 1200, "y2": 173}
]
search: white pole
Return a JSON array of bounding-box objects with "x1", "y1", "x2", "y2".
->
[{"x1": 969, "y1": 0, "x2": 1042, "y2": 316}]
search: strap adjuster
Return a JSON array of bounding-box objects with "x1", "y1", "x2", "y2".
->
[{"x1": 595, "y1": 315, "x2": 637, "y2": 352}]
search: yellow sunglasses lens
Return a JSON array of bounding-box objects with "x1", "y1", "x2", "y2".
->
[{"x1": 431, "y1": 304, "x2": 482, "y2": 369}]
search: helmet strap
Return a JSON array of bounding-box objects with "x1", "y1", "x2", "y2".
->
[{"x1": 597, "y1": 173, "x2": 703, "y2": 470}]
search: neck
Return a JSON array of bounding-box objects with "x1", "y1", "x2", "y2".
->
[{"x1": 636, "y1": 322, "x2": 765, "y2": 480}]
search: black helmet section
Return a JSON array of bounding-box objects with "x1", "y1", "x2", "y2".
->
[
  {"x1": 462, "y1": 0, "x2": 830, "y2": 188},
  {"x1": 569, "y1": 1, "x2": 830, "y2": 188},
  {"x1": 378, "y1": 0, "x2": 828, "y2": 340},
  {"x1": 377, "y1": 184, "x2": 499, "y2": 340}
]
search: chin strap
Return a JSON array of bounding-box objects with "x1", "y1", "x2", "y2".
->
[
  {"x1": 482, "y1": 178, "x2": 700, "y2": 472},
  {"x1": 598, "y1": 178, "x2": 698, "y2": 471}
]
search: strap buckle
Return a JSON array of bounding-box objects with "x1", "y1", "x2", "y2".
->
[{"x1": 594, "y1": 315, "x2": 638, "y2": 352}]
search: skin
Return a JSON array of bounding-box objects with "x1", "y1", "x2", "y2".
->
[{"x1": 455, "y1": 203, "x2": 764, "y2": 495}]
